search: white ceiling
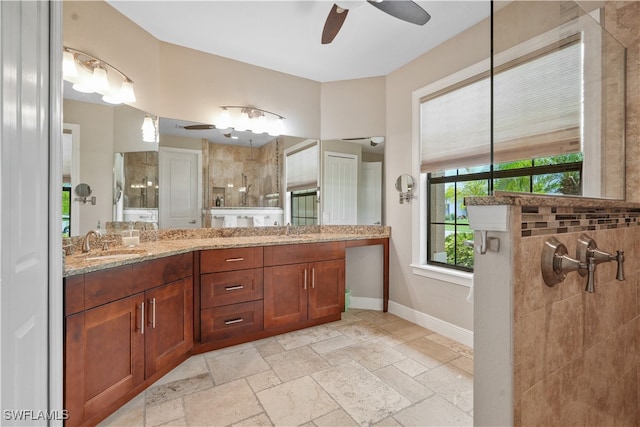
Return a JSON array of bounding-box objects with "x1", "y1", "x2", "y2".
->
[
  {"x1": 106, "y1": 0, "x2": 490, "y2": 83},
  {"x1": 69, "y1": 1, "x2": 489, "y2": 151}
]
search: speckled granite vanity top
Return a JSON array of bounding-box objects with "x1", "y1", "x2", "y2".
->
[{"x1": 64, "y1": 225, "x2": 391, "y2": 277}]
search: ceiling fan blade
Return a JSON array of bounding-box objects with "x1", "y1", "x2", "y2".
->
[
  {"x1": 183, "y1": 124, "x2": 214, "y2": 130},
  {"x1": 367, "y1": 0, "x2": 431, "y2": 26},
  {"x1": 322, "y1": 3, "x2": 349, "y2": 44}
]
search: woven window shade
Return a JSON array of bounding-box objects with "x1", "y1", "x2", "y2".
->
[
  {"x1": 421, "y1": 41, "x2": 582, "y2": 173},
  {"x1": 286, "y1": 143, "x2": 318, "y2": 192}
]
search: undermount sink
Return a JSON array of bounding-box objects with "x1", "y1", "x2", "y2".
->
[{"x1": 81, "y1": 248, "x2": 148, "y2": 261}]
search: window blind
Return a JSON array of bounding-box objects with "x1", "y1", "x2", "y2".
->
[
  {"x1": 285, "y1": 143, "x2": 318, "y2": 192},
  {"x1": 421, "y1": 40, "x2": 582, "y2": 173}
]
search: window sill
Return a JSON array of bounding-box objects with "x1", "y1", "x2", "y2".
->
[{"x1": 411, "y1": 264, "x2": 473, "y2": 288}]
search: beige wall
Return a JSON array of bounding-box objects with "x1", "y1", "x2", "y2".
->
[
  {"x1": 63, "y1": 100, "x2": 115, "y2": 233},
  {"x1": 321, "y1": 77, "x2": 386, "y2": 139},
  {"x1": 384, "y1": 17, "x2": 491, "y2": 331}
]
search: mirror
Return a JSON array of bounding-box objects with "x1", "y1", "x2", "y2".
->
[
  {"x1": 74, "y1": 183, "x2": 92, "y2": 198},
  {"x1": 113, "y1": 151, "x2": 158, "y2": 224},
  {"x1": 395, "y1": 175, "x2": 415, "y2": 193},
  {"x1": 63, "y1": 92, "x2": 158, "y2": 235}
]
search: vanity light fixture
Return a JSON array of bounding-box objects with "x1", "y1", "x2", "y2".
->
[
  {"x1": 62, "y1": 46, "x2": 136, "y2": 105},
  {"x1": 214, "y1": 106, "x2": 286, "y2": 136},
  {"x1": 141, "y1": 114, "x2": 158, "y2": 143}
]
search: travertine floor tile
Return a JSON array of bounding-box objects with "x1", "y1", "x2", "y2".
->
[
  {"x1": 100, "y1": 392, "x2": 145, "y2": 427},
  {"x1": 98, "y1": 310, "x2": 474, "y2": 427},
  {"x1": 183, "y1": 379, "x2": 262, "y2": 426},
  {"x1": 310, "y1": 334, "x2": 357, "y2": 354},
  {"x1": 246, "y1": 369, "x2": 282, "y2": 393},
  {"x1": 146, "y1": 373, "x2": 213, "y2": 407},
  {"x1": 265, "y1": 345, "x2": 330, "y2": 382},
  {"x1": 334, "y1": 321, "x2": 388, "y2": 342},
  {"x1": 395, "y1": 337, "x2": 459, "y2": 368},
  {"x1": 416, "y1": 364, "x2": 473, "y2": 412},
  {"x1": 275, "y1": 324, "x2": 342, "y2": 350},
  {"x1": 145, "y1": 398, "x2": 184, "y2": 427},
  {"x1": 393, "y1": 357, "x2": 429, "y2": 377},
  {"x1": 312, "y1": 361, "x2": 411, "y2": 425},
  {"x1": 373, "y1": 365, "x2": 435, "y2": 403},
  {"x1": 312, "y1": 408, "x2": 358, "y2": 426},
  {"x1": 393, "y1": 395, "x2": 473, "y2": 426},
  {"x1": 205, "y1": 346, "x2": 270, "y2": 385},
  {"x1": 150, "y1": 355, "x2": 209, "y2": 388},
  {"x1": 256, "y1": 376, "x2": 338, "y2": 425}
]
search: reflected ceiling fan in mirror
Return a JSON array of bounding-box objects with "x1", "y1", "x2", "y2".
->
[{"x1": 322, "y1": 0, "x2": 431, "y2": 44}]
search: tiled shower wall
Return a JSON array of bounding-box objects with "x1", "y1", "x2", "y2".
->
[
  {"x1": 510, "y1": 4, "x2": 640, "y2": 423},
  {"x1": 513, "y1": 205, "x2": 640, "y2": 425}
]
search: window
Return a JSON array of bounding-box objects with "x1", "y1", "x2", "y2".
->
[
  {"x1": 285, "y1": 141, "x2": 319, "y2": 225},
  {"x1": 291, "y1": 189, "x2": 318, "y2": 225},
  {"x1": 421, "y1": 37, "x2": 584, "y2": 272}
]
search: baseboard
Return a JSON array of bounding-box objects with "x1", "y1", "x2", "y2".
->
[
  {"x1": 388, "y1": 300, "x2": 474, "y2": 348},
  {"x1": 349, "y1": 296, "x2": 384, "y2": 311}
]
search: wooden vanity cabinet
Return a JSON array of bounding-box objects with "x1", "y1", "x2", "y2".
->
[
  {"x1": 64, "y1": 253, "x2": 193, "y2": 427},
  {"x1": 199, "y1": 247, "x2": 264, "y2": 343},
  {"x1": 263, "y1": 242, "x2": 345, "y2": 330}
]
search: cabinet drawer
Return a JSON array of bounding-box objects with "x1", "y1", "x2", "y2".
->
[
  {"x1": 200, "y1": 247, "x2": 263, "y2": 273},
  {"x1": 201, "y1": 269, "x2": 263, "y2": 308},
  {"x1": 200, "y1": 301, "x2": 263, "y2": 342},
  {"x1": 131, "y1": 253, "x2": 193, "y2": 293},
  {"x1": 264, "y1": 242, "x2": 345, "y2": 266}
]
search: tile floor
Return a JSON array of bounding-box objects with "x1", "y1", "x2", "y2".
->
[{"x1": 99, "y1": 309, "x2": 473, "y2": 427}]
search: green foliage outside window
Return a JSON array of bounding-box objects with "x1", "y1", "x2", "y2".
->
[{"x1": 431, "y1": 153, "x2": 583, "y2": 271}]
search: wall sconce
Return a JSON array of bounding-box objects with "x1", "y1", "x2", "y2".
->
[
  {"x1": 62, "y1": 46, "x2": 136, "y2": 105},
  {"x1": 141, "y1": 114, "x2": 159, "y2": 143},
  {"x1": 214, "y1": 106, "x2": 286, "y2": 136},
  {"x1": 395, "y1": 174, "x2": 415, "y2": 204}
]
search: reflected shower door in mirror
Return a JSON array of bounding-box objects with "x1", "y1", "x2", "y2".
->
[{"x1": 113, "y1": 151, "x2": 159, "y2": 224}]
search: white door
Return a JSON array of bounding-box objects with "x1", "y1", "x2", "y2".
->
[
  {"x1": 358, "y1": 162, "x2": 382, "y2": 225},
  {"x1": 323, "y1": 152, "x2": 358, "y2": 225},
  {"x1": 159, "y1": 147, "x2": 202, "y2": 228},
  {"x1": 1, "y1": 0, "x2": 51, "y2": 422}
]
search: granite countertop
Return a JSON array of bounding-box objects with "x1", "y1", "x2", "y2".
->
[
  {"x1": 64, "y1": 225, "x2": 391, "y2": 277},
  {"x1": 465, "y1": 192, "x2": 640, "y2": 209}
]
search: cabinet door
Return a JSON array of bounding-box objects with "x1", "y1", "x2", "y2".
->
[
  {"x1": 145, "y1": 277, "x2": 194, "y2": 378},
  {"x1": 264, "y1": 264, "x2": 308, "y2": 329},
  {"x1": 309, "y1": 259, "x2": 345, "y2": 320},
  {"x1": 65, "y1": 294, "x2": 145, "y2": 426}
]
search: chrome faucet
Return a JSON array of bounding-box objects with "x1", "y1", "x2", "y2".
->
[{"x1": 82, "y1": 229, "x2": 103, "y2": 253}]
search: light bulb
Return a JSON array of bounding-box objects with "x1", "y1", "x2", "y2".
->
[
  {"x1": 90, "y1": 66, "x2": 110, "y2": 94},
  {"x1": 62, "y1": 50, "x2": 79, "y2": 82},
  {"x1": 216, "y1": 108, "x2": 231, "y2": 130},
  {"x1": 118, "y1": 80, "x2": 136, "y2": 103},
  {"x1": 235, "y1": 110, "x2": 250, "y2": 131}
]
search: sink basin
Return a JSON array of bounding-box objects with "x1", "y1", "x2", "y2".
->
[{"x1": 81, "y1": 248, "x2": 148, "y2": 261}]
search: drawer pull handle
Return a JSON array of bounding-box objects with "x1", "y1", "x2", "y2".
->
[
  {"x1": 139, "y1": 302, "x2": 145, "y2": 335},
  {"x1": 226, "y1": 257, "x2": 245, "y2": 262},
  {"x1": 304, "y1": 269, "x2": 307, "y2": 290},
  {"x1": 225, "y1": 285, "x2": 244, "y2": 291},
  {"x1": 312, "y1": 268, "x2": 315, "y2": 288},
  {"x1": 150, "y1": 298, "x2": 156, "y2": 328},
  {"x1": 224, "y1": 318, "x2": 244, "y2": 325}
]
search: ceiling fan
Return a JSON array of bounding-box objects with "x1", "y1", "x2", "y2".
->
[{"x1": 322, "y1": 0, "x2": 431, "y2": 44}]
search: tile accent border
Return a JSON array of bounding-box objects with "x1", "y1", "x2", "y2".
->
[{"x1": 520, "y1": 205, "x2": 640, "y2": 238}]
